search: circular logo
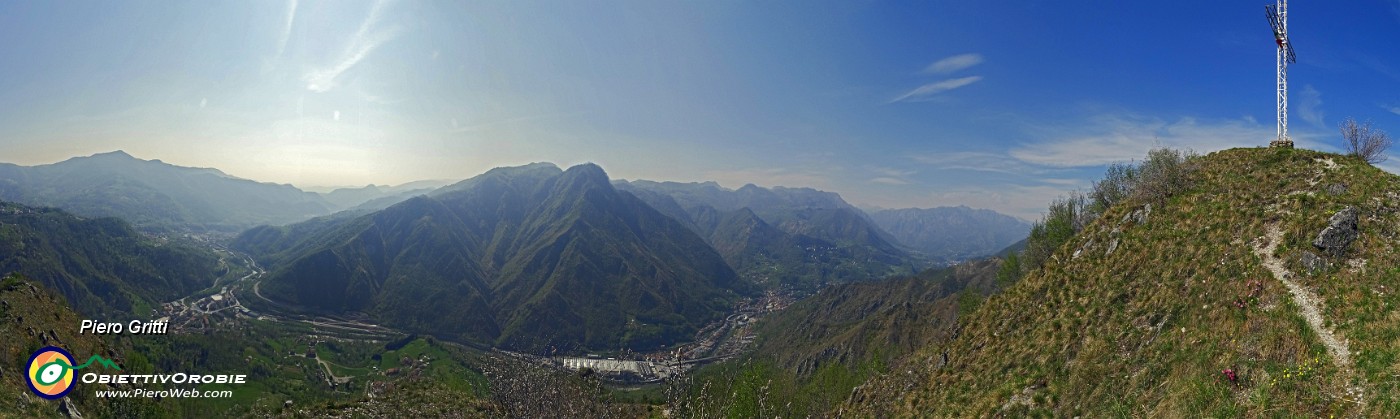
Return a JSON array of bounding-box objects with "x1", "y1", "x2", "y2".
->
[{"x1": 27, "y1": 346, "x2": 76, "y2": 399}]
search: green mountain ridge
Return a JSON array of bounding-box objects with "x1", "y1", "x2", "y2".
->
[
  {"x1": 0, "y1": 200, "x2": 220, "y2": 317},
  {"x1": 234, "y1": 163, "x2": 751, "y2": 353}
]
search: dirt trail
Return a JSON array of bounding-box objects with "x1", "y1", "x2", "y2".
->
[{"x1": 1253, "y1": 224, "x2": 1364, "y2": 404}]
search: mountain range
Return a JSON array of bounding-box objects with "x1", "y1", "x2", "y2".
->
[
  {"x1": 0, "y1": 152, "x2": 468, "y2": 232},
  {"x1": 0, "y1": 151, "x2": 1028, "y2": 260},
  {"x1": 7, "y1": 147, "x2": 1396, "y2": 416},
  {"x1": 868, "y1": 206, "x2": 1031, "y2": 263},
  {"x1": 317, "y1": 180, "x2": 456, "y2": 211},
  {"x1": 614, "y1": 180, "x2": 918, "y2": 289},
  {"x1": 0, "y1": 151, "x2": 335, "y2": 231},
  {"x1": 233, "y1": 163, "x2": 751, "y2": 352},
  {"x1": 0, "y1": 151, "x2": 1033, "y2": 355}
]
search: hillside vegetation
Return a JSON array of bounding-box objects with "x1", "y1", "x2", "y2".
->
[
  {"x1": 0, "y1": 273, "x2": 173, "y2": 418},
  {"x1": 845, "y1": 147, "x2": 1400, "y2": 417},
  {"x1": 0, "y1": 201, "x2": 220, "y2": 317},
  {"x1": 668, "y1": 259, "x2": 1005, "y2": 417}
]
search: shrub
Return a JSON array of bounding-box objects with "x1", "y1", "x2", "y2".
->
[
  {"x1": 1021, "y1": 192, "x2": 1090, "y2": 276},
  {"x1": 1339, "y1": 117, "x2": 1391, "y2": 164},
  {"x1": 1134, "y1": 148, "x2": 1197, "y2": 205},
  {"x1": 997, "y1": 253, "x2": 1021, "y2": 285},
  {"x1": 1091, "y1": 163, "x2": 1137, "y2": 214},
  {"x1": 1012, "y1": 147, "x2": 1196, "y2": 278}
]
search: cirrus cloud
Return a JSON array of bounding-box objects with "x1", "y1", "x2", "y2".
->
[
  {"x1": 1009, "y1": 114, "x2": 1273, "y2": 167},
  {"x1": 890, "y1": 76, "x2": 983, "y2": 103},
  {"x1": 923, "y1": 53, "x2": 984, "y2": 74}
]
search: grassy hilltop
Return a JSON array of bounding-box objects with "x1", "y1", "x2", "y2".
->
[{"x1": 843, "y1": 147, "x2": 1400, "y2": 417}]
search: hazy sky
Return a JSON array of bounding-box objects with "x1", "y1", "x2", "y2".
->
[{"x1": 2, "y1": 1, "x2": 1399, "y2": 220}]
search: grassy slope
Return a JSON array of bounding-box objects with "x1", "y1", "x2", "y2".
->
[
  {"x1": 844, "y1": 148, "x2": 1400, "y2": 417},
  {"x1": 671, "y1": 260, "x2": 1004, "y2": 417},
  {"x1": 0, "y1": 274, "x2": 169, "y2": 418}
]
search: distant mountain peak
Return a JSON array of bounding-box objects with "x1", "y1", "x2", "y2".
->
[
  {"x1": 91, "y1": 150, "x2": 135, "y2": 159},
  {"x1": 563, "y1": 162, "x2": 606, "y2": 178},
  {"x1": 3, "y1": 150, "x2": 331, "y2": 230},
  {"x1": 481, "y1": 162, "x2": 563, "y2": 178},
  {"x1": 557, "y1": 163, "x2": 612, "y2": 192}
]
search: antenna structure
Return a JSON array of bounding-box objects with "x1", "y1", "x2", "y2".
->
[{"x1": 1266, "y1": 0, "x2": 1297, "y2": 148}]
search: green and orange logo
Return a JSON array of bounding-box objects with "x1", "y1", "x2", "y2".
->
[
  {"x1": 26, "y1": 346, "x2": 121, "y2": 399},
  {"x1": 27, "y1": 346, "x2": 76, "y2": 399}
]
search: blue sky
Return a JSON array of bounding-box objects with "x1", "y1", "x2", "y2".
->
[{"x1": 1, "y1": 1, "x2": 1398, "y2": 220}]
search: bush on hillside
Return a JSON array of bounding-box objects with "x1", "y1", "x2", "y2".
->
[
  {"x1": 1134, "y1": 148, "x2": 1197, "y2": 205},
  {"x1": 1013, "y1": 147, "x2": 1197, "y2": 278},
  {"x1": 1340, "y1": 117, "x2": 1391, "y2": 164},
  {"x1": 1090, "y1": 163, "x2": 1137, "y2": 214},
  {"x1": 1021, "y1": 192, "x2": 1090, "y2": 275}
]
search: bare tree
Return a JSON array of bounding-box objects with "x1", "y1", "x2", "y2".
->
[{"x1": 1340, "y1": 117, "x2": 1392, "y2": 164}]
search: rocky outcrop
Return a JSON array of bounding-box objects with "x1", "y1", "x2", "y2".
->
[
  {"x1": 60, "y1": 397, "x2": 82, "y2": 418},
  {"x1": 1298, "y1": 250, "x2": 1326, "y2": 274},
  {"x1": 1313, "y1": 206, "x2": 1359, "y2": 257}
]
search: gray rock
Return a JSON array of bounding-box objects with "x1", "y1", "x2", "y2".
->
[
  {"x1": 1325, "y1": 183, "x2": 1348, "y2": 196},
  {"x1": 60, "y1": 397, "x2": 82, "y2": 418},
  {"x1": 1313, "y1": 206, "x2": 1359, "y2": 257},
  {"x1": 1121, "y1": 204, "x2": 1152, "y2": 226},
  {"x1": 1299, "y1": 251, "x2": 1325, "y2": 274}
]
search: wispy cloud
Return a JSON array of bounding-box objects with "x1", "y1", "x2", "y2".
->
[
  {"x1": 1384, "y1": 105, "x2": 1400, "y2": 117},
  {"x1": 923, "y1": 53, "x2": 983, "y2": 75},
  {"x1": 1009, "y1": 114, "x2": 1273, "y2": 167},
  {"x1": 867, "y1": 166, "x2": 915, "y2": 185},
  {"x1": 1298, "y1": 85, "x2": 1324, "y2": 128},
  {"x1": 1038, "y1": 178, "x2": 1086, "y2": 187},
  {"x1": 304, "y1": 0, "x2": 399, "y2": 93},
  {"x1": 871, "y1": 166, "x2": 914, "y2": 177},
  {"x1": 446, "y1": 112, "x2": 585, "y2": 134},
  {"x1": 275, "y1": 0, "x2": 298, "y2": 58},
  {"x1": 890, "y1": 76, "x2": 982, "y2": 103},
  {"x1": 1354, "y1": 53, "x2": 1400, "y2": 82},
  {"x1": 911, "y1": 151, "x2": 1041, "y2": 175}
]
